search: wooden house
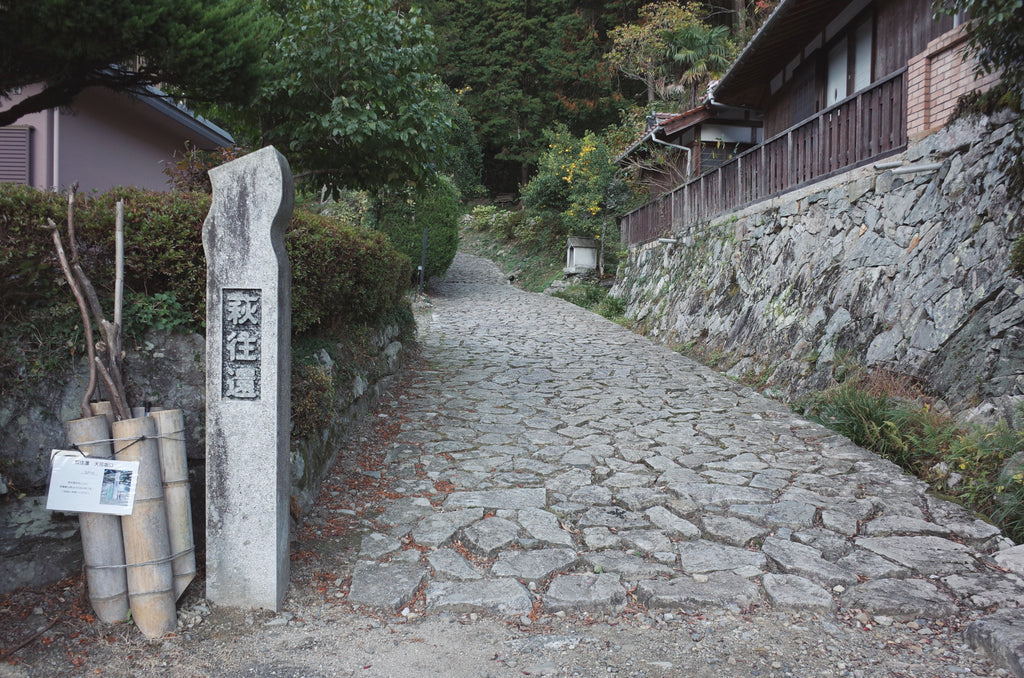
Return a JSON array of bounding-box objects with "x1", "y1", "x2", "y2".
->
[
  {"x1": 619, "y1": 0, "x2": 998, "y2": 247},
  {"x1": 0, "y1": 85, "x2": 232, "y2": 193},
  {"x1": 617, "y1": 105, "x2": 763, "y2": 197}
]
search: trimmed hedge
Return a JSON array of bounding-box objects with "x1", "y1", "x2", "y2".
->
[
  {"x1": 288, "y1": 210, "x2": 411, "y2": 333},
  {"x1": 377, "y1": 178, "x2": 459, "y2": 281},
  {"x1": 0, "y1": 184, "x2": 411, "y2": 338},
  {"x1": 0, "y1": 184, "x2": 67, "y2": 308}
]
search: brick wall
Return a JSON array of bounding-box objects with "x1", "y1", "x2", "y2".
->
[{"x1": 907, "y1": 25, "x2": 1000, "y2": 138}]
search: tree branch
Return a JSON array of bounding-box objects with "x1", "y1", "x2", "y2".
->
[
  {"x1": 43, "y1": 219, "x2": 96, "y2": 418},
  {"x1": 0, "y1": 84, "x2": 85, "y2": 127}
]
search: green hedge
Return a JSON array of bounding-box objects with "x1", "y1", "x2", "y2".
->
[
  {"x1": 1, "y1": 184, "x2": 412, "y2": 385},
  {"x1": 377, "y1": 178, "x2": 459, "y2": 281},
  {"x1": 0, "y1": 184, "x2": 67, "y2": 308},
  {"x1": 288, "y1": 210, "x2": 410, "y2": 332}
]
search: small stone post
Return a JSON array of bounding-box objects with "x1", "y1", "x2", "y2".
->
[{"x1": 203, "y1": 147, "x2": 293, "y2": 610}]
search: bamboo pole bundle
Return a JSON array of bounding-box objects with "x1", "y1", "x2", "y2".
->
[
  {"x1": 113, "y1": 416, "x2": 176, "y2": 638},
  {"x1": 150, "y1": 409, "x2": 196, "y2": 599},
  {"x1": 65, "y1": 415, "x2": 129, "y2": 624},
  {"x1": 90, "y1": 401, "x2": 114, "y2": 427}
]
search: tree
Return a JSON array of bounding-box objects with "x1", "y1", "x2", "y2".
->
[
  {"x1": 522, "y1": 125, "x2": 636, "y2": 242},
  {"x1": 0, "y1": 0, "x2": 268, "y2": 127},
  {"x1": 422, "y1": 0, "x2": 645, "y2": 192},
  {"x1": 934, "y1": 0, "x2": 1024, "y2": 105},
  {"x1": 376, "y1": 177, "x2": 460, "y2": 281},
  {"x1": 607, "y1": 1, "x2": 735, "y2": 109},
  {"x1": 667, "y1": 20, "x2": 734, "y2": 106},
  {"x1": 226, "y1": 0, "x2": 453, "y2": 193}
]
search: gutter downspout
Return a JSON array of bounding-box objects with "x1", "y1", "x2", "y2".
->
[
  {"x1": 51, "y1": 108, "x2": 60, "y2": 191},
  {"x1": 650, "y1": 128, "x2": 692, "y2": 179}
]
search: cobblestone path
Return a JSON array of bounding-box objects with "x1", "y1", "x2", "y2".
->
[{"x1": 345, "y1": 253, "x2": 1024, "y2": 671}]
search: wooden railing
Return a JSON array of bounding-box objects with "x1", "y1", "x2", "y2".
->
[{"x1": 619, "y1": 68, "x2": 908, "y2": 247}]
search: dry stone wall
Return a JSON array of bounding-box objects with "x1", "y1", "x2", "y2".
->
[
  {"x1": 612, "y1": 111, "x2": 1024, "y2": 409},
  {"x1": 1, "y1": 319, "x2": 407, "y2": 595},
  {"x1": 0, "y1": 321, "x2": 407, "y2": 506}
]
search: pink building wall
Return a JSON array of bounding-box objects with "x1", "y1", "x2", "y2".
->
[
  {"x1": 1, "y1": 84, "x2": 231, "y2": 193},
  {"x1": 907, "y1": 25, "x2": 1001, "y2": 139}
]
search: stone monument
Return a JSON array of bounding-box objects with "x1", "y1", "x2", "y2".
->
[{"x1": 203, "y1": 147, "x2": 293, "y2": 610}]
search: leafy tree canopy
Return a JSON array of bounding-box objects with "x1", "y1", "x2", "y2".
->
[
  {"x1": 607, "y1": 1, "x2": 735, "y2": 108},
  {"x1": 0, "y1": 0, "x2": 268, "y2": 127},
  {"x1": 422, "y1": 0, "x2": 646, "y2": 191},
  {"x1": 935, "y1": 0, "x2": 1024, "y2": 106},
  {"x1": 222, "y1": 0, "x2": 453, "y2": 194},
  {"x1": 522, "y1": 124, "x2": 638, "y2": 239}
]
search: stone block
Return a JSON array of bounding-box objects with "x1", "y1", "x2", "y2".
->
[
  {"x1": 678, "y1": 539, "x2": 766, "y2": 575},
  {"x1": 0, "y1": 497, "x2": 82, "y2": 594},
  {"x1": 544, "y1": 573, "x2": 626, "y2": 613},
  {"x1": 762, "y1": 573, "x2": 834, "y2": 613},
  {"x1": 443, "y1": 488, "x2": 546, "y2": 510},
  {"x1": 348, "y1": 561, "x2": 428, "y2": 611},
  {"x1": 412, "y1": 508, "x2": 484, "y2": 548},
  {"x1": 518, "y1": 508, "x2": 575, "y2": 547},
  {"x1": 425, "y1": 578, "x2": 534, "y2": 615},
  {"x1": 636, "y1": 572, "x2": 760, "y2": 612},
  {"x1": 855, "y1": 535, "x2": 977, "y2": 576},
  {"x1": 204, "y1": 146, "x2": 294, "y2": 611},
  {"x1": 965, "y1": 609, "x2": 1024, "y2": 677},
  {"x1": 428, "y1": 548, "x2": 484, "y2": 581},
  {"x1": 462, "y1": 516, "x2": 519, "y2": 556},
  {"x1": 841, "y1": 578, "x2": 957, "y2": 620},
  {"x1": 761, "y1": 537, "x2": 856, "y2": 588},
  {"x1": 491, "y1": 548, "x2": 578, "y2": 583},
  {"x1": 584, "y1": 552, "x2": 674, "y2": 579},
  {"x1": 994, "y1": 545, "x2": 1024, "y2": 578}
]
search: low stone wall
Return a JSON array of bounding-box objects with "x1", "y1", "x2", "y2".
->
[
  {"x1": 612, "y1": 111, "x2": 1024, "y2": 409},
  {"x1": 0, "y1": 318, "x2": 409, "y2": 594},
  {"x1": 289, "y1": 321, "x2": 407, "y2": 515}
]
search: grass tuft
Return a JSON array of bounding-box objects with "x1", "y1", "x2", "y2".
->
[{"x1": 799, "y1": 371, "x2": 1024, "y2": 543}]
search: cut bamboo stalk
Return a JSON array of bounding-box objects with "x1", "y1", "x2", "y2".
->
[
  {"x1": 113, "y1": 416, "x2": 176, "y2": 638},
  {"x1": 65, "y1": 415, "x2": 129, "y2": 624},
  {"x1": 150, "y1": 409, "x2": 196, "y2": 600},
  {"x1": 90, "y1": 401, "x2": 114, "y2": 427},
  {"x1": 114, "y1": 200, "x2": 124, "y2": 330}
]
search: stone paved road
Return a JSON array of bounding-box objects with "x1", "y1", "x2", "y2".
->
[{"x1": 345, "y1": 253, "x2": 1024, "y2": 671}]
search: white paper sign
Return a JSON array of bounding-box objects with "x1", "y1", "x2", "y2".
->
[{"x1": 46, "y1": 450, "x2": 140, "y2": 515}]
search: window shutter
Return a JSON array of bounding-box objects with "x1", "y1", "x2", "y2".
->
[{"x1": 0, "y1": 127, "x2": 32, "y2": 184}]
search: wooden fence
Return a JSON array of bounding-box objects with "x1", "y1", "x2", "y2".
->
[{"x1": 619, "y1": 68, "x2": 908, "y2": 247}]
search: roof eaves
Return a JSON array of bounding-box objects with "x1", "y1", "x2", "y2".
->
[
  {"x1": 714, "y1": 0, "x2": 849, "y2": 107},
  {"x1": 138, "y1": 85, "x2": 234, "y2": 147}
]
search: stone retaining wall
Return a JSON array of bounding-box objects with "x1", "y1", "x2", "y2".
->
[
  {"x1": 0, "y1": 318, "x2": 408, "y2": 593},
  {"x1": 612, "y1": 111, "x2": 1024, "y2": 409}
]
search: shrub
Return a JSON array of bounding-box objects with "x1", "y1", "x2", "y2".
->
[
  {"x1": 161, "y1": 143, "x2": 249, "y2": 193},
  {"x1": 0, "y1": 184, "x2": 413, "y2": 391},
  {"x1": 0, "y1": 184, "x2": 67, "y2": 309},
  {"x1": 288, "y1": 210, "x2": 411, "y2": 333},
  {"x1": 83, "y1": 188, "x2": 211, "y2": 327},
  {"x1": 291, "y1": 361, "x2": 337, "y2": 440},
  {"x1": 521, "y1": 125, "x2": 633, "y2": 246},
  {"x1": 465, "y1": 205, "x2": 518, "y2": 241},
  {"x1": 551, "y1": 281, "x2": 629, "y2": 323},
  {"x1": 801, "y1": 373, "x2": 1024, "y2": 543},
  {"x1": 514, "y1": 212, "x2": 567, "y2": 248},
  {"x1": 377, "y1": 178, "x2": 459, "y2": 280}
]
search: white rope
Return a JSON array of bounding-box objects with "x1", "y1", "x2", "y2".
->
[
  {"x1": 70, "y1": 429, "x2": 186, "y2": 449},
  {"x1": 86, "y1": 546, "x2": 196, "y2": 571}
]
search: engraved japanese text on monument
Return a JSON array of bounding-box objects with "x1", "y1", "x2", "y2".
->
[{"x1": 222, "y1": 289, "x2": 261, "y2": 399}]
